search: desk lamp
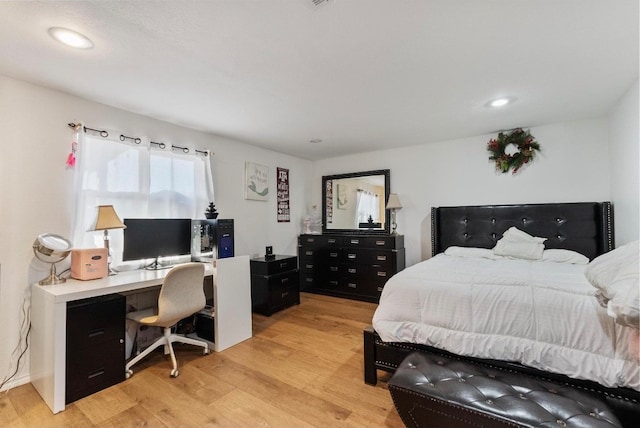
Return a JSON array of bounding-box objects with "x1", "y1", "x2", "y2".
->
[
  {"x1": 385, "y1": 193, "x2": 403, "y2": 235},
  {"x1": 94, "y1": 205, "x2": 126, "y2": 275}
]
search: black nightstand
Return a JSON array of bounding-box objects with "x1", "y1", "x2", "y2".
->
[{"x1": 250, "y1": 255, "x2": 299, "y2": 316}]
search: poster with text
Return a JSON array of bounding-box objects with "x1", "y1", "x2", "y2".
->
[
  {"x1": 277, "y1": 167, "x2": 290, "y2": 222},
  {"x1": 245, "y1": 162, "x2": 269, "y2": 201}
]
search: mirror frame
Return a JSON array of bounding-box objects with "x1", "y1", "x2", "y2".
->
[{"x1": 322, "y1": 169, "x2": 390, "y2": 235}]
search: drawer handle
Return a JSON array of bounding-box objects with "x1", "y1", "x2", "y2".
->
[
  {"x1": 348, "y1": 268, "x2": 356, "y2": 274},
  {"x1": 305, "y1": 250, "x2": 313, "y2": 256},
  {"x1": 329, "y1": 252, "x2": 338, "y2": 257},
  {"x1": 347, "y1": 283, "x2": 357, "y2": 288},
  {"x1": 306, "y1": 238, "x2": 315, "y2": 243},
  {"x1": 350, "y1": 239, "x2": 360, "y2": 244},
  {"x1": 377, "y1": 287, "x2": 383, "y2": 292},
  {"x1": 305, "y1": 264, "x2": 313, "y2": 269},
  {"x1": 281, "y1": 277, "x2": 289, "y2": 284},
  {"x1": 330, "y1": 280, "x2": 338, "y2": 285},
  {"x1": 87, "y1": 368, "x2": 105, "y2": 379},
  {"x1": 330, "y1": 266, "x2": 338, "y2": 272},
  {"x1": 376, "y1": 255, "x2": 387, "y2": 261},
  {"x1": 375, "y1": 240, "x2": 386, "y2": 246},
  {"x1": 328, "y1": 239, "x2": 336, "y2": 243},
  {"x1": 347, "y1": 253, "x2": 356, "y2": 259},
  {"x1": 280, "y1": 262, "x2": 288, "y2": 268},
  {"x1": 281, "y1": 291, "x2": 289, "y2": 298},
  {"x1": 305, "y1": 278, "x2": 314, "y2": 283},
  {"x1": 377, "y1": 271, "x2": 387, "y2": 277},
  {"x1": 88, "y1": 329, "x2": 105, "y2": 339}
]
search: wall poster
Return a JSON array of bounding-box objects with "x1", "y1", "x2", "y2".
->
[
  {"x1": 325, "y1": 179, "x2": 333, "y2": 223},
  {"x1": 277, "y1": 167, "x2": 290, "y2": 222},
  {"x1": 245, "y1": 162, "x2": 269, "y2": 201}
]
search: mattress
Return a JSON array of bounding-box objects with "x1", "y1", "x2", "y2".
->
[{"x1": 372, "y1": 252, "x2": 640, "y2": 391}]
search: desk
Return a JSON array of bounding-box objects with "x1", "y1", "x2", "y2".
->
[{"x1": 30, "y1": 255, "x2": 252, "y2": 414}]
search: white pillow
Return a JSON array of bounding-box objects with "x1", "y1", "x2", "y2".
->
[
  {"x1": 492, "y1": 227, "x2": 545, "y2": 260},
  {"x1": 585, "y1": 241, "x2": 639, "y2": 329},
  {"x1": 541, "y1": 249, "x2": 589, "y2": 265},
  {"x1": 444, "y1": 246, "x2": 498, "y2": 259},
  {"x1": 493, "y1": 240, "x2": 544, "y2": 260},
  {"x1": 501, "y1": 227, "x2": 547, "y2": 244}
]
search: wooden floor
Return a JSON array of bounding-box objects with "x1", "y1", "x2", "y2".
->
[{"x1": 0, "y1": 293, "x2": 403, "y2": 427}]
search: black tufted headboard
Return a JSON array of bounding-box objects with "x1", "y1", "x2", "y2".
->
[{"x1": 431, "y1": 202, "x2": 614, "y2": 260}]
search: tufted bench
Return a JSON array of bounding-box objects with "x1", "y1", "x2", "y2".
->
[{"x1": 388, "y1": 352, "x2": 623, "y2": 428}]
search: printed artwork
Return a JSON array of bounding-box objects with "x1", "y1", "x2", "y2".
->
[
  {"x1": 277, "y1": 167, "x2": 290, "y2": 222},
  {"x1": 325, "y1": 179, "x2": 333, "y2": 223},
  {"x1": 245, "y1": 162, "x2": 269, "y2": 201}
]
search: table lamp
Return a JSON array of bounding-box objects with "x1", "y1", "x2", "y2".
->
[
  {"x1": 385, "y1": 193, "x2": 402, "y2": 234},
  {"x1": 94, "y1": 205, "x2": 126, "y2": 275}
]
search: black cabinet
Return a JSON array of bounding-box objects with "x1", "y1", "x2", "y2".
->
[
  {"x1": 298, "y1": 234, "x2": 405, "y2": 302},
  {"x1": 66, "y1": 294, "x2": 125, "y2": 404},
  {"x1": 250, "y1": 255, "x2": 300, "y2": 316}
]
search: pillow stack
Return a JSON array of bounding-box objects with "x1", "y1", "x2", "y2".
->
[
  {"x1": 585, "y1": 241, "x2": 639, "y2": 330},
  {"x1": 493, "y1": 227, "x2": 546, "y2": 260}
]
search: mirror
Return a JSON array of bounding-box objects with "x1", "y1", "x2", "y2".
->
[{"x1": 322, "y1": 169, "x2": 390, "y2": 234}]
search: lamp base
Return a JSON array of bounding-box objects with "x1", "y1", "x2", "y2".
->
[{"x1": 39, "y1": 273, "x2": 67, "y2": 286}]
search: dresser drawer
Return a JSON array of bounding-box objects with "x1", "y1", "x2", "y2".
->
[
  {"x1": 343, "y1": 265, "x2": 393, "y2": 284},
  {"x1": 342, "y1": 248, "x2": 394, "y2": 266},
  {"x1": 343, "y1": 236, "x2": 397, "y2": 249},
  {"x1": 250, "y1": 255, "x2": 297, "y2": 275},
  {"x1": 299, "y1": 234, "x2": 343, "y2": 247}
]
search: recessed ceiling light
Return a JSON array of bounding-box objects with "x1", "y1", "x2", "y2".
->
[
  {"x1": 48, "y1": 27, "x2": 93, "y2": 49},
  {"x1": 486, "y1": 97, "x2": 516, "y2": 108}
]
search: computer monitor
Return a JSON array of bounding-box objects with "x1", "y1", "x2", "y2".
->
[{"x1": 123, "y1": 218, "x2": 191, "y2": 269}]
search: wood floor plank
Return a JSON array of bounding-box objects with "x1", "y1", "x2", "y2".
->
[{"x1": 1, "y1": 292, "x2": 400, "y2": 427}]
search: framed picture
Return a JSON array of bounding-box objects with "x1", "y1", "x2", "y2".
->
[{"x1": 245, "y1": 162, "x2": 269, "y2": 201}]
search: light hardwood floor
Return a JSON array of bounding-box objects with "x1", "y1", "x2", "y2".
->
[{"x1": 0, "y1": 293, "x2": 403, "y2": 428}]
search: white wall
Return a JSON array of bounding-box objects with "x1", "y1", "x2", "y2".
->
[
  {"x1": 0, "y1": 74, "x2": 312, "y2": 389},
  {"x1": 313, "y1": 118, "x2": 612, "y2": 267},
  {"x1": 608, "y1": 80, "x2": 639, "y2": 246}
]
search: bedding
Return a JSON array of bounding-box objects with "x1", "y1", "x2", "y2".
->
[{"x1": 372, "y1": 252, "x2": 640, "y2": 391}]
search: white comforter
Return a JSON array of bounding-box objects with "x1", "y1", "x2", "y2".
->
[{"x1": 372, "y1": 253, "x2": 640, "y2": 391}]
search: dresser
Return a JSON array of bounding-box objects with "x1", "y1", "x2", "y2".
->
[
  {"x1": 250, "y1": 255, "x2": 300, "y2": 316},
  {"x1": 298, "y1": 234, "x2": 405, "y2": 302}
]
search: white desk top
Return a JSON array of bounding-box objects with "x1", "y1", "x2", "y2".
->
[{"x1": 34, "y1": 262, "x2": 215, "y2": 304}]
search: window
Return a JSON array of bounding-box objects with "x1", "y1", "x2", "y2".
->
[{"x1": 71, "y1": 132, "x2": 214, "y2": 266}]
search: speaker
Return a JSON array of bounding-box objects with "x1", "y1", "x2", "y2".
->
[{"x1": 191, "y1": 219, "x2": 234, "y2": 261}]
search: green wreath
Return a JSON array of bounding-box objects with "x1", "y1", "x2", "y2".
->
[{"x1": 487, "y1": 128, "x2": 540, "y2": 174}]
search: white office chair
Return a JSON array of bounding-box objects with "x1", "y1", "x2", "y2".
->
[{"x1": 125, "y1": 263, "x2": 210, "y2": 378}]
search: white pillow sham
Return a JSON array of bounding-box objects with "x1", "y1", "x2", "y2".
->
[
  {"x1": 501, "y1": 227, "x2": 547, "y2": 244},
  {"x1": 493, "y1": 240, "x2": 544, "y2": 260},
  {"x1": 585, "y1": 241, "x2": 639, "y2": 329},
  {"x1": 444, "y1": 246, "x2": 498, "y2": 259},
  {"x1": 492, "y1": 227, "x2": 546, "y2": 260},
  {"x1": 541, "y1": 249, "x2": 589, "y2": 265}
]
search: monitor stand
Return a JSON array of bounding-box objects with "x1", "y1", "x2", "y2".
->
[{"x1": 145, "y1": 257, "x2": 173, "y2": 271}]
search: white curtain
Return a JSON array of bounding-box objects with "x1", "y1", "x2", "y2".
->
[
  {"x1": 355, "y1": 190, "x2": 380, "y2": 226},
  {"x1": 71, "y1": 130, "x2": 214, "y2": 266}
]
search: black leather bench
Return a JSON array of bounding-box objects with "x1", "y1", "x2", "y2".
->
[{"x1": 388, "y1": 352, "x2": 623, "y2": 428}]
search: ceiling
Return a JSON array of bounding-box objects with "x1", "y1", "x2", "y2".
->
[{"x1": 0, "y1": 1, "x2": 637, "y2": 160}]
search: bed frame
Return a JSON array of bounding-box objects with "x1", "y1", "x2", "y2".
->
[{"x1": 363, "y1": 201, "x2": 640, "y2": 427}]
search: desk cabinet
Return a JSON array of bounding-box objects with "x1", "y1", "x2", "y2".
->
[
  {"x1": 298, "y1": 234, "x2": 405, "y2": 302},
  {"x1": 66, "y1": 294, "x2": 125, "y2": 404},
  {"x1": 250, "y1": 255, "x2": 299, "y2": 316}
]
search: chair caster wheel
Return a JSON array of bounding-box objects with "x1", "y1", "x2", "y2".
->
[
  {"x1": 171, "y1": 369, "x2": 179, "y2": 378},
  {"x1": 125, "y1": 370, "x2": 133, "y2": 379}
]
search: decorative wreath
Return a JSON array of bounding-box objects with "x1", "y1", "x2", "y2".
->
[{"x1": 487, "y1": 128, "x2": 540, "y2": 174}]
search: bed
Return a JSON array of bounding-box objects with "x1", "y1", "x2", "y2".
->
[{"x1": 363, "y1": 202, "x2": 640, "y2": 426}]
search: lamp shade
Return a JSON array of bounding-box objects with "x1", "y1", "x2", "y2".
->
[
  {"x1": 385, "y1": 193, "x2": 402, "y2": 210},
  {"x1": 94, "y1": 205, "x2": 126, "y2": 230}
]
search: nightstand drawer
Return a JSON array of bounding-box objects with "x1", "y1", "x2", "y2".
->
[{"x1": 250, "y1": 255, "x2": 297, "y2": 275}]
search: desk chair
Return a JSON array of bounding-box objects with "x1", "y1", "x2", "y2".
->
[{"x1": 125, "y1": 263, "x2": 209, "y2": 378}]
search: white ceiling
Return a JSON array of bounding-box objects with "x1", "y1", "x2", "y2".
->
[{"x1": 0, "y1": 0, "x2": 637, "y2": 160}]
